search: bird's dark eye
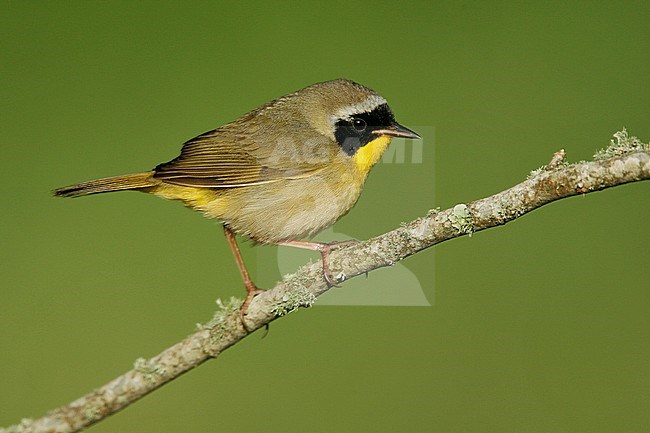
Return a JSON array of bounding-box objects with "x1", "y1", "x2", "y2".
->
[{"x1": 352, "y1": 118, "x2": 366, "y2": 132}]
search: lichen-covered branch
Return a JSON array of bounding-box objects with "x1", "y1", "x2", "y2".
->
[{"x1": 4, "y1": 131, "x2": 649, "y2": 433}]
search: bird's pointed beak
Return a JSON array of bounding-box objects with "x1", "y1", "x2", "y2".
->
[{"x1": 373, "y1": 122, "x2": 421, "y2": 139}]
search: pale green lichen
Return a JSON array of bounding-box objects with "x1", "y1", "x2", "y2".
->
[
  {"x1": 271, "y1": 288, "x2": 317, "y2": 317},
  {"x1": 281, "y1": 271, "x2": 297, "y2": 282},
  {"x1": 528, "y1": 152, "x2": 570, "y2": 180},
  {"x1": 284, "y1": 260, "x2": 323, "y2": 290},
  {"x1": 0, "y1": 418, "x2": 33, "y2": 433},
  {"x1": 198, "y1": 297, "x2": 242, "y2": 341},
  {"x1": 398, "y1": 227, "x2": 412, "y2": 244},
  {"x1": 527, "y1": 165, "x2": 546, "y2": 179},
  {"x1": 410, "y1": 217, "x2": 430, "y2": 241},
  {"x1": 594, "y1": 128, "x2": 648, "y2": 160},
  {"x1": 448, "y1": 203, "x2": 474, "y2": 236},
  {"x1": 133, "y1": 357, "x2": 166, "y2": 383},
  {"x1": 427, "y1": 207, "x2": 441, "y2": 217},
  {"x1": 82, "y1": 405, "x2": 102, "y2": 422}
]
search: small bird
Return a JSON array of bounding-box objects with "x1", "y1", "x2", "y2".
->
[{"x1": 54, "y1": 79, "x2": 420, "y2": 317}]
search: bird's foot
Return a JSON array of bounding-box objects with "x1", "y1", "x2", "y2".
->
[
  {"x1": 317, "y1": 240, "x2": 361, "y2": 287},
  {"x1": 275, "y1": 239, "x2": 359, "y2": 287},
  {"x1": 240, "y1": 282, "x2": 265, "y2": 332},
  {"x1": 317, "y1": 240, "x2": 360, "y2": 287}
]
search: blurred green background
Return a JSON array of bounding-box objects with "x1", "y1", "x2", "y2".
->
[{"x1": 1, "y1": 1, "x2": 648, "y2": 432}]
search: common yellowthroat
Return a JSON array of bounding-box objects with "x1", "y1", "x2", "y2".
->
[{"x1": 54, "y1": 79, "x2": 420, "y2": 315}]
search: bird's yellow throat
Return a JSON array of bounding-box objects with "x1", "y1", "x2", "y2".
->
[{"x1": 352, "y1": 136, "x2": 392, "y2": 175}]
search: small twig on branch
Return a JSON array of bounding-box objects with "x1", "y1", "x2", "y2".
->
[{"x1": 4, "y1": 131, "x2": 649, "y2": 433}]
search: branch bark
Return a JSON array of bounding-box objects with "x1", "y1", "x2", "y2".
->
[{"x1": 4, "y1": 144, "x2": 649, "y2": 433}]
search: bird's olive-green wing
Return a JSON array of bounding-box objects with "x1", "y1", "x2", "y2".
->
[{"x1": 153, "y1": 127, "x2": 330, "y2": 188}]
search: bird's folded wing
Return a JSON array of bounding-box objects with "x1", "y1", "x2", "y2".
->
[{"x1": 153, "y1": 128, "x2": 328, "y2": 188}]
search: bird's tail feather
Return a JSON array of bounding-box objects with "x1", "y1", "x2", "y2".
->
[{"x1": 53, "y1": 172, "x2": 159, "y2": 197}]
